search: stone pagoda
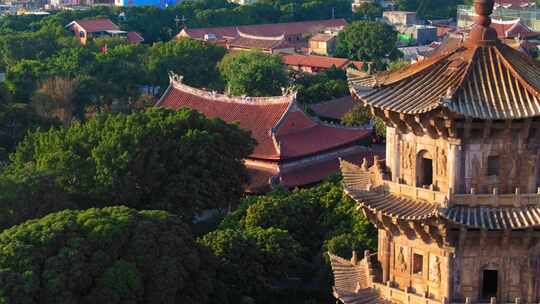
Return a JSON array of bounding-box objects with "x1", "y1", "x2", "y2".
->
[{"x1": 329, "y1": 1, "x2": 540, "y2": 304}]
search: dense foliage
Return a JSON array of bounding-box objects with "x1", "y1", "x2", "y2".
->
[
  {"x1": 202, "y1": 177, "x2": 377, "y2": 303},
  {"x1": 342, "y1": 105, "x2": 386, "y2": 140},
  {"x1": 352, "y1": 2, "x2": 383, "y2": 21},
  {"x1": 335, "y1": 21, "x2": 399, "y2": 62},
  {"x1": 219, "y1": 52, "x2": 288, "y2": 97},
  {"x1": 293, "y1": 67, "x2": 349, "y2": 104},
  {"x1": 0, "y1": 108, "x2": 254, "y2": 228},
  {"x1": 0, "y1": 206, "x2": 221, "y2": 304},
  {"x1": 396, "y1": 0, "x2": 464, "y2": 19}
]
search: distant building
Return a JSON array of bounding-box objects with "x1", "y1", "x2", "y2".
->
[
  {"x1": 308, "y1": 33, "x2": 338, "y2": 56},
  {"x1": 282, "y1": 54, "x2": 362, "y2": 74},
  {"x1": 228, "y1": 0, "x2": 256, "y2": 5},
  {"x1": 156, "y1": 73, "x2": 376, "y2": 193},
  {"x1": 398, "y1": 45, "x2": 436, "y2": 62},
  {"x1": 114, "y1": 0, "x2": 175, "y2": 8},
  {"x1": 458, "y1": 1, "x2": 540, "y2": 31},
  {"x1": 383, "y1": 11, "x2": 417, "y2": 26},
  {"x1": 177, "y1": 19, "x2": 347, "y2": 52},
  {"x1": 396, "y1": 24, "x2": 438, "y2": 46},
  {"x1": 225, "y1": 29, "x2": 295, "y2": 54},
  {"x1": 66, "y1": 19, "x2": 144, "y2": 45},
  {"x1": 490, "y1": 18, "x2": 539, "y2": 39},
  {"x1": 0, "y1": 4, "x2": 16, "y2": 15}
]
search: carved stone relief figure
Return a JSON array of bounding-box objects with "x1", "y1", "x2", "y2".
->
[
  {"x1": 438, "y1": 148, "x2": 447, "y2": 177},
  {"x1": 397, "y1": 246, "x2": 408, "y2": 273},
  {"x1": 509, "y1": 153, "x2": 518, "y2": 180},
  {"x1": 430, "y1": 255, "x2": 441, "y2": 282}
]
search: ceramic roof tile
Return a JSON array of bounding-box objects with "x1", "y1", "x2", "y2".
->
[
  {"x1": 310, "y1": 95, "x2": 356, "y2": 120},
  {"x1": 73, "y1": 19, "x2": 119, "y2": 33},
  {"x1": 157, "y1": 76, "x2": 371, "y2": 161},
  {"x1": 179, "y1": 19, "x2": 347, "y2": 40},
  {"x1": 282, "y1": 54, "x2": 350, "y2": 69}
]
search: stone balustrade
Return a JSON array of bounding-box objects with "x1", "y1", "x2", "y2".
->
[
  {"x1": 373, "y1": 282, "x2": 443, "y2": 304},
  {"x1": 380, "y1": 177, "x2": 540, "y2": 208},
  {"x1": 451, "y1": 187, "x2": 540, "y2": 207}
]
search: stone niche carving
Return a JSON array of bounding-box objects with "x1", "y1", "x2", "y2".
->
[
  {"x1": 397, "y1": 246, "x2": 408, "y2": 273},
  {"x1": 438, "y1": 147, "x2": 447, "y2": 177},
  {"x1": 429, "y1": 254, "x2": 441, "y2": 282}
]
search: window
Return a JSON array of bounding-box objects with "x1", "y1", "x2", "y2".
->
[
  {"x1": 487, "y1": 156, "x2": 500, "y2": 177},
  {"x1": 412, "y1": 253, "x2": 423, "y2": 275},
  {"x1": 416, "y1": 150, "x2": 433, "y2": 188},
  {"x1": 79, "y1": 31, "x2": 85, "y2": 38}
]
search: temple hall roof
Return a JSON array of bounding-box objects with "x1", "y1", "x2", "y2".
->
[
  {"x1": 177, "y1": 19, "x2": 347, "y2": 41},
  {"x1": 349, "y1": 1, "x2": 540, "y2": 120},
  {"x1": 156, "y1": 73, "x2": 371, "y2": 161},
  {"x1": 228, "y1": 29, "x2": 290, "y2": 51}
]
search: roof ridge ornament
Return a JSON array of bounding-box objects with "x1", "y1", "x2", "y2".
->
[{"x1": 467, "y1": 0, "x2": 498, "y2": 46}]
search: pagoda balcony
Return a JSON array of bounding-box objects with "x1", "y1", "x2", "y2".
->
[
  {"x1": 342, "y1": 158, "x2": 540, "y2": 230},
  {"x1": 379, "y1": 179, "x2": 540, "y2": 209}
]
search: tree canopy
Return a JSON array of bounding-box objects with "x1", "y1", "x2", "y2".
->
[
  {"x1": 335, "y1": 21, "x2": 399, "y2": 62},
  {"x1": 293, "y1": 67, "x2": 349, "y2": 104},
  {"x1": 0, "y1": 206, "x2": 221, "y2": 304},
  {"x1": 147, "y1": 38, "x2": 226, "y2": 90},
  {"x1": 219, "y1": 51, "x2": 288, "y2": 97},
  {"x1": 352, "y1": 2, "x2": 383, "y2": 21},
  {"x1": 0, "y1": 108, "x2": 254, "y2": 228},
  {"x1": 204, "y1": 177, "x2": 377, "y2": 303}
]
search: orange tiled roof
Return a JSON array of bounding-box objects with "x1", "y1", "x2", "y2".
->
[
  {"x1": 310, "y1": 33, "x2": 335, "y2": 42},
  {"x1": 127, "y1": 31, "x2": 144, "y2": 44},
  {"x1": 71, "y1": 19, "x2": 119, "y2": 33},
  {"x1": 157, "y1": 74, "x2": 371, "y2": 161},
  {"x1": 282, "y1": 54, "x2": 350, "y2": 69},
  {"x1": 491, "y1": 18, "x2": 539, "y2": 38},
  {"x1": 310, "y1": 95, "x2": 356, "y2": 120}
]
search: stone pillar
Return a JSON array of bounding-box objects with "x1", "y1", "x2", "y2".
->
[
  {"x1": 448, "y1": 140, "x2": 462, "y2": 194},
  {"x1": 380, "y1": 229, "x2": 391, "y2": 283},
  {"x1": 386, "y1": 127, "x2": 400, "y2": 182},
  {"x1": 444, "y1": 252, "x2": 453, "y2": 302}
]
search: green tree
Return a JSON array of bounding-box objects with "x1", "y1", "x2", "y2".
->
[
  {"x1": 294, "y1": 67, "x2": 349, "y2": 104},
  {"x1": 46, "y1": 46, "x2": 96, "y2": 78},
  {"x1": 335, "y1": 21, "x2": 399, "y2": 62},
  {"x1": 0, "y1": 206, "x2": 222, "y2": 304},
  {"x1": 213, "y1": 176, "x2": 377, "y2": 302},
  {"x1": 147, "y1": 38, "x2": 227, "y2": 91},
  {"x1": 0, "y1": 103, "x2": 58, "y2": 162},
  {"x1": 342, "y1": 105, "x2": 386, "y2": 140},
  {"x1": 2, "y1": 108, "x2": 255, "y2": 224},
  {"x1": 93, "y1": 43, "x2": 149, "y2": 109},
  {"x1": 5, "y1": 59, "x2": 46, "y2": 102},
  {"x1": 219, "y1": 51, "x2": 288, "y2": 97},
  {"x1": 200, "y1": 227, "x2": 304, "y2": 302},
  {"x1": 352, "y1": 2, "x2": 383, "y2": 21}
]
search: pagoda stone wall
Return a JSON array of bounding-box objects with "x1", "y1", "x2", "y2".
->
[
  {"x1": 379, "y1": 229, "x2": 452, "y2": 302},
  {"x1": 452, "y1": 230, "x2": 540, "y2": 303},
  {"x1": 386, "y1": 127, "x2": 454, "y2": 193},
  {"x1": 461, "y1": 130, "x2": 540, "y2": 195}
]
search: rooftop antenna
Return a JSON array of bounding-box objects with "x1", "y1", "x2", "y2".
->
[{"x1": 174, "y1": 15, "x2": 186, "y2": 31}]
